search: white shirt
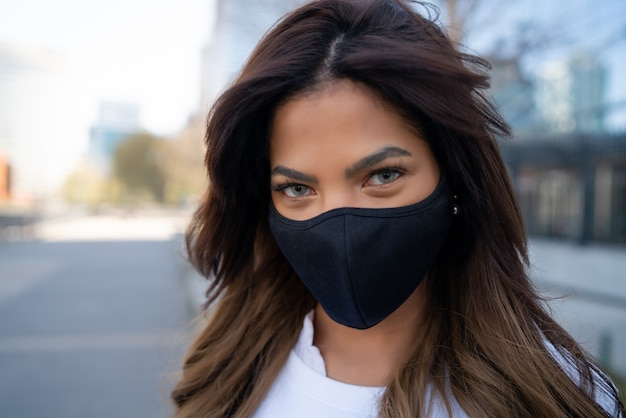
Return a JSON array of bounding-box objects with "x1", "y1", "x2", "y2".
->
[
  {"x1": 252, "y1": 312, "x2": 467, "y2": 417},
  {"x1": 253, "y1": 313, "x2": 622, "y2": 417}
]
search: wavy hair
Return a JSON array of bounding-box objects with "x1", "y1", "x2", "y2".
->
[{"x1": 172, "y1": 1, "x2": 624, "y2": 416}]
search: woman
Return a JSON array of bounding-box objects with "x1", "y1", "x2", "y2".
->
[{"x1": 172, "y1": 0, "x2": 625, "y2": 416}]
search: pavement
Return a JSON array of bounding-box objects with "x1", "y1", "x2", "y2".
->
[
  {"x1": 529, "y1": 239, "x2": 626, "y2": 376},
  {"x1": 0, "y1": 213, "x2": 624, "y2": 418},
  {"x1": 0, "y1": 211, "x2": 197, "y2": 418}
]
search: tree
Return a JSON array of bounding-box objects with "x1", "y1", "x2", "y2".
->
[
  {"x1": 113, "y1": 132, "x2": 167, "y2": 203},
  {"x1": 161, "y1": 117, "x2": 207, "y2": 205},
  {"x1": 62, "y1": 163, "x2": 120, "y2": 207}
]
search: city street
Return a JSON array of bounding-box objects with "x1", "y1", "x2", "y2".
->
[{"x1": 0, "y1": 214, "x2": 196, "y2": 418}]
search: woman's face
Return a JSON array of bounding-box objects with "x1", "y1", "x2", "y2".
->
[{"x1": 270, "y1": 79, "x2": 440, "y2": 221}]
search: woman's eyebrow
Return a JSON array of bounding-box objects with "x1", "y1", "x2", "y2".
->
[
  {"x1": 345, "y1": 146, "x2": 411, "y2": 178},
  {"x1": 271, "y1": 165, "x2": 318, "y2": 184}
]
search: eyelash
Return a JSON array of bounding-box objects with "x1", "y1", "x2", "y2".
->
[
  {"x1": 270, "y1": 182, "x2": 305, "y2": 193},
  {"x1": 271, "y1": 166, "x2": 406, "y2": 198},
  {"x1": 365, "y1": 167, "x2": 406, "y2": 185}
]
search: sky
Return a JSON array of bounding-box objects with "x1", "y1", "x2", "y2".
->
[{"x1": 0, "y1": 0, "x2": 215, "y2": 136}]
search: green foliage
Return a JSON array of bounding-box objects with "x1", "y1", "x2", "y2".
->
[
  {"x1": 64, "y1": 120, "x2": 207, "y2": 208},
  {"x1": 62, "y1": 164, "x2": 121, "y2": 207},
  {"x1": 160, "y1": 119, "x2": 207, "y2": 205},
  {"x1": 109, "y1": 123, "x2": 206, "y2": 206},
  {"x1": 113, "y1": 132, "x2": 167, "y2": 203}
]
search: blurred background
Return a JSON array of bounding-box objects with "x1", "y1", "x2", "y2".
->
[{"x1": 0, "y1": 0, "x2": 624, "y2": 416}]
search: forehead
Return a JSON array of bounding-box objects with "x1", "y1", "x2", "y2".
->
[
  {"x1": 270, "y1": 80, "x2": 423, "y2": 162},
  {"x1": 274, "y1": 80, "x2": 409, "y2": 132}
]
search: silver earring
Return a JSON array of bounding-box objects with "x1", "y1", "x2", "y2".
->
[{"x1": 452, "y1": 195, "x2": 460, "y2": 216}]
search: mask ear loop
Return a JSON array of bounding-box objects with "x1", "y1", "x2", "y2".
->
[{"x1": 452, "y1": 195, "x2": 461, "y2": 216}]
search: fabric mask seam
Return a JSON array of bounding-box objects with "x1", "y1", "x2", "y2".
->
[{"x1": 343, "y1": 214, "x2": 367, "y2": 327}]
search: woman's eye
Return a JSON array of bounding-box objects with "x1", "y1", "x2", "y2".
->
[
  {"x1": 283, "y1": 184, "x2": 312, "y2": 198},
  {"x1": 367, "y1": 170, "x2": 401, "y2": 186}
]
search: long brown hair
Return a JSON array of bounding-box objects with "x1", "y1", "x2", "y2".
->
[{"x1": 172, "y1": 1, "x2": 625, "y2": 416}]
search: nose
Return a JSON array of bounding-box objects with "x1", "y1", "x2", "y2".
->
[{"x1": 319, "y1": 191, "x2": 359, "y2": 214}]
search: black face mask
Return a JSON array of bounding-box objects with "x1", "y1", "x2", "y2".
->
[{"x1": 268, "y1": 180, "x2": 453, "y2": 329}]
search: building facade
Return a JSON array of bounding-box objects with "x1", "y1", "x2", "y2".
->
[
  {"x1": 199, "y1": 0, "x2": 306, "y2": 114},
  {"x1": 0, "y1": 43, "x2": 85, "y2": 202},
  {"x1": 89, "y1": 101, "x2": 141, "y2": 172},
  {"x1": 535, "y1": 52, "x2": 606, "y2": 134}
]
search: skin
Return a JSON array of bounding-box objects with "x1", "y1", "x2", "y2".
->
[{"x1": 269, "y1": 79, "x2": 440, "y2": 386}]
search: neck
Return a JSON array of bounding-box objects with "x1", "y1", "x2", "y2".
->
[{"x1": 312, "y1": 282, "x2": 427, "y2": 387}]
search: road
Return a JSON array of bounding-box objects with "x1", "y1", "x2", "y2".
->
[{"x1": 0, "y1": 214, "x2": 196, "y2": 418}]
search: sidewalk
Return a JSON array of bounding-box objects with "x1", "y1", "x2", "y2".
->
[
  {"x1": 35, "y1": 211, "x2": 190, "y2": 242},
  {"x1": 529, "y1": 239, "x2": 626, "y2": 376},
  {"x1": 530, "y1": 238, "x2": 626, "y2": 300}
]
